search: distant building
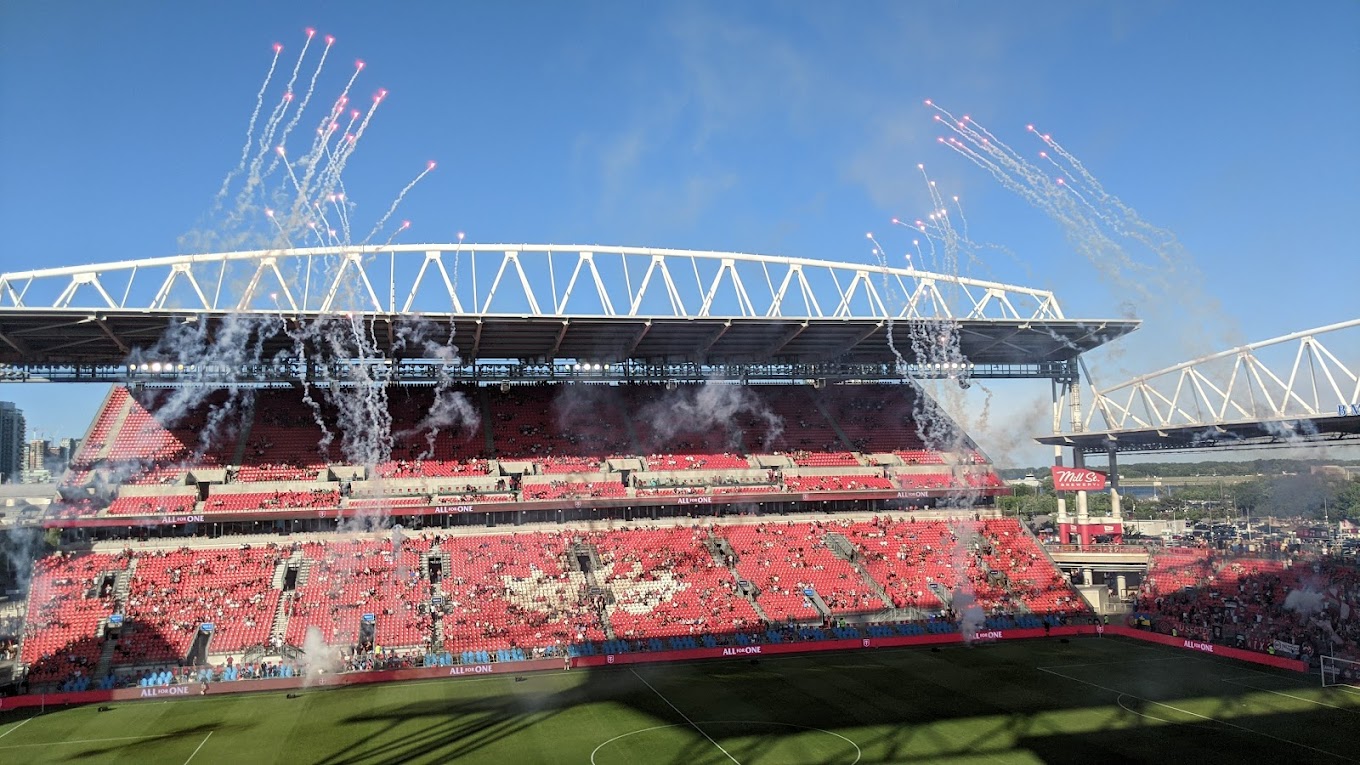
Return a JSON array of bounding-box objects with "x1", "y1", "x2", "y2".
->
[
  {"x1": 57, "y1": 437, "x2": 81, "y2": 466},
  {"x1": 0, "y1": 403, "x2": 24, "y2": 484},
  {"x1": 25, "y1": 438, "x2": 49, "y2": 473}
]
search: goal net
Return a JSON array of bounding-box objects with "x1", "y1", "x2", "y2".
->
[{"x1": 1320, "y1": 655, "x2": 1360, "y2": 689}]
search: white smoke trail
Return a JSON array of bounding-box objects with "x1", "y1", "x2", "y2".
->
[
  {"x1": 228, "y1": 31, "x2": 316, "y2": 229},
  {"x1": 391, "y1": 316, "x2": 479, "y2": 459},
  {"x1": 364, "y1": 162, "x2": 435, "y2": 245},
  {"x1": 263, "y1": 34, "x2": 334, "y2": 181},
  {"x1": 215, "y1": 43, "x2": 282, "y2": 206},
  {"x1": 638, "y1": 382, "x2": 784, "y2": 452}
]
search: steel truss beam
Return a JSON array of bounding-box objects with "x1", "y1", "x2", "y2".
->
[
  {"x1": 1040, "y1": 319, "x2": 1360, "y2": 454},
  {"x1": 0, "y1": 359, "x2": 1077, "y2": 385},
  {"x1": 0, "y1": 244, "x2": 1067, "y2": 321}
]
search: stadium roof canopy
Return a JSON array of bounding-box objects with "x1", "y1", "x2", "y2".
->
[
  {"x1": 0, "y1": 244, "x2": 1135, "y2": 380},
  {"x1": 1039, "y1": 319, "x2": 1360, "y2": 454}
]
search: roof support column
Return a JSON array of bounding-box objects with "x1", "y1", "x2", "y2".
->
[
  {"x1": 1052, "y1": 377, "x2": 1069, "y2": 542},
  {"x1": 1068, "y1": 374, "x2": 1090, "y2": 538},
  {"x1": 1107, "y1": 445, "x2": 1122, "y2": 520}
]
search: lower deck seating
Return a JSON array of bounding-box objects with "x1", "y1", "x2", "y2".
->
[
  {"x1": 20, "y1": 553, "x2": 126, "y2": 684},
  {"x1": 721, "y1": 523, "x2": 883, "y2": 620},
  {"x1": 589, "y1": 527, "x2": 759, "y2": 639},
  {"x1": 1135, "y1": 548, "x2": 1359, "y2": 662},
  {"x1": 286, "y1": 539, "x2": 432, "y2": 649},
  {"x1": 19, "y1": 517, "x2": 1091, "y2": 688},
  {"x1": 124, "y1": 548, "x2": 283, "y2": 660}
]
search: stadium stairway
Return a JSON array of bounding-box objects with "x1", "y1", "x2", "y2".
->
[
  {"x1": 94, "y1": 392, "x2": 136, "y2": 463},
  {"x1": 99, "y1": 560, "x2": 138, "y2": 675},
  {"x1": 477, "y1": 388, "x2": 497, "y2": 455},
  {"x1": 567, "y1": 541, "x2": 619, "y2": 641},
  {"x1": 823, "y1": 531, "x2": 897, "y2": 610},
  {"x1": 705, "y1": 529, "x2": 772, "y2": 623},
  {"x1": 423, "y1": 544, "x2": 447, "y2": 646},
  {"x1": 229, "y1": 393, "x2": 258, "y2": 467},
  {"x1": 806, "y1": 392, "x2": 857, "y2": 452},
  {"x1": 271, "y1": 593, "x2": 294, "y2": 646},
  {"x1": 94, "y1": 632, "x2": 118, "y2": 679},
  {"x1": 928, "y1": 582, "x2": 955, "y2": 610},
  {"x1": 1017, "y1": 516, "x2": 1070, "y2": 582},
  {"x1": 803, "y1": 589, "x2": 833, "y2": 620},
  {"x1": 113, "y1": 559, "x2": 136, "y2": 608},
  {"x1": 269, "y1": 553, "x2": 306, "y2": 647}
]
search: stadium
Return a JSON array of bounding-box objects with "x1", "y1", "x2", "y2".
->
[
  {"x1": 1, "y1": 14, "x2": 1359, "y2": 764},
  {"x1": 0, "y1": 243, "x2": 1355, "y2": 764}
]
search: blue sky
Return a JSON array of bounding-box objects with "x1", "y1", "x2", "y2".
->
[{"x1": 1, "y1": 1, "x2": 1357, "y2": 467}]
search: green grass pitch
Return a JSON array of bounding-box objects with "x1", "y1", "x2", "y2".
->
[{"x1": 1, "y1": 636, "x2": 1357, "y2": 764}]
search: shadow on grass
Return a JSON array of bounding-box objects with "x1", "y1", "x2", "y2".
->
[
  {"x1": 62, "y1": 721, "x2": 251, "y2": 762},
  {"x1": 291, "y1": 640, "x2": 1360, "y2": 764}
]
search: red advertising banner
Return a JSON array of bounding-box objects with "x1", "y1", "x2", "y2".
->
[
  {"x1": 0, "y1": 626, "x2": 1308, "y2": 711},
  {"x1": 1104, "y1": 626, "x2": 1308, "y2": 672},
  {"x1": 1052, "y1": 467, "x2": 1108, "y2": 491}
]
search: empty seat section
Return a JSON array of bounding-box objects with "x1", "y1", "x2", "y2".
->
[
  {"x1": 286, "y1": 538, "x2": 433, "y2": 649},
  {"x1": 238, "y1": 389, "x2": 334, "y2": 482},
  {"x1": 106, "y1": 493, "x2": 198, "y2": 516},
  {"x1": 721, "y1": 524, "x2": 880, "y2": 619},
  {"x1": 204, "y1": 489, "x2": 341, "y2": 513}
]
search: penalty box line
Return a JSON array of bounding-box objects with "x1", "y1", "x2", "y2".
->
[
  {"x1": 1035, "y1": 666, "x2": 1355, "y2": 761},
  {"x1": 0, "y1": 715, "x2": 37, "y2": 740},
  {"x1": 1219, "y1": 678, "x2": 1360, "y2": 714},
  {"x1": 630, "y1": 668, "x2": 742, "y2": 765}
]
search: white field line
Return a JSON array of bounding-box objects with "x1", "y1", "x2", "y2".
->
[
  {"x1": 183, "y1": 731, "x2": 214, "y2": 764},
  {"x1": 1220, "y1": 678, "x2": 1360, "y2": 714},
  {"x1": 630, "y1": 668, "x2": 741, "y2": 765},
  {"x1": 0, "y1": 716, "x2": 35, "y2": 740},
  {"x1": 1037, "y1": 666, "x2": 1355, "y2": 761}
]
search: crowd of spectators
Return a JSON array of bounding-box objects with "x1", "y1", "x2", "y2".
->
[{"x1": 1133, "y1": 547, "x2": 1360, "y2": 664}]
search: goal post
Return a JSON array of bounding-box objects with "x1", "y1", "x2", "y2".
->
[{"x1": 1320, "y1": 655, "x2": 1359, "y2": 689}]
